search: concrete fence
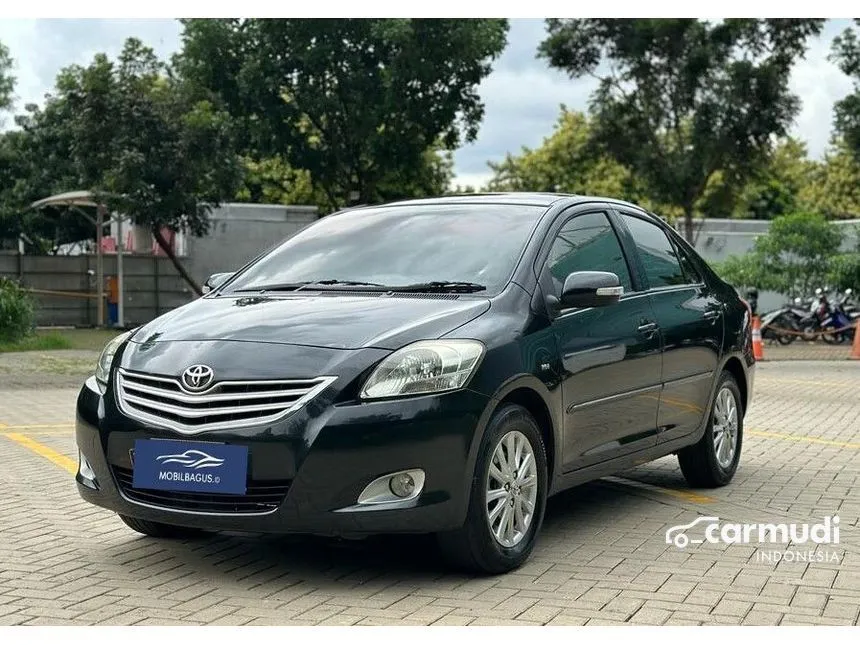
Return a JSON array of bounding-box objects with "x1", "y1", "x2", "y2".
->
[
  {"x1": 0, "y1": 252, "x2": 193, "y2": 327},
  {"x1": 1, "y1": 202, "x2": 320, "y2": 328}
]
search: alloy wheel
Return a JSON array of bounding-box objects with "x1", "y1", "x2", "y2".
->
[
  {"x1": 712, "y1": 387, "x2": 739, "y2": 469},
  {"x1": 485, "y1": 430, "x2": 538, "y2": 548}
]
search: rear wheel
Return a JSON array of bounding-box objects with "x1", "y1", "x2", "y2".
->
[
  {"x1": 119, "y1": 514, "x2": 206, "y2": 539},
  {"x1": 437, "y1": 404, "x2": 548, "y2": 574},
  {"x1": 678, "y1": 372, "x2": 743, "y2": 488}
]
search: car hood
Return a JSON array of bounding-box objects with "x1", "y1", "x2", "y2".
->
[{"x1": 130, "y1": 293, "x2": 491, "y2": 350}]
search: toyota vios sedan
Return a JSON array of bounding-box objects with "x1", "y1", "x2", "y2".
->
[{"x1": 76, "y1": 193, "x2": 754, "y2": 573}]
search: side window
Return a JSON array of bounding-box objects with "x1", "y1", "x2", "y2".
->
[
  {"x1": 545, "y1": 212, "x2": 633, "y2": 294},
  {"x1": 674, "y1": 241, "x2": 704, "y2": 284},
  {"x1": 621, "y1": 215, "x2": 686, "y2": 288}
]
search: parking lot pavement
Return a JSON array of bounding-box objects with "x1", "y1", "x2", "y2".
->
[{"x1": 0, "y1": 361, "x2": 858, "y2": 626}]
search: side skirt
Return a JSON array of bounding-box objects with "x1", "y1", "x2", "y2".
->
[{"x1": 549, "y1": 423, "x2": 707, "y2": 496}]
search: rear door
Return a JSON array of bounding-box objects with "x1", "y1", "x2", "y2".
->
[
  {"x1": 615, "y1": 212, "x2": 724, "y2": 443},
  {"x1": 536, "y1": 209, "x2": 663, "y2": 472}
]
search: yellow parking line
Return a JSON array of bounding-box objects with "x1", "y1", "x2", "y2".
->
[
  {"x1": 747, "y1": 429, "x2": 860, "y2": 450},
  {"x1": 0, "y1": 423, "x2": 74, "y2": 429},
  {"x1": 1, "y1": 430, "x2": 74, "y2": 436},
  {"x1": 3, "y1": 432, "x2": 77, "y2": 474},
  {"x1": 656, "y1": 487, "x2": 717, "y2": 504},
  {"x1": 605, "y1": 476, "x2": 716, "y2": 504}
]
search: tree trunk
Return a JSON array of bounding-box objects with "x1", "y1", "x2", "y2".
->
[
  {"x1": 152, "y1": 227, "x2": 202, "y2": 297},
  {"x1": 682, "y1": 205, "x2": 695, "y2": 244}
]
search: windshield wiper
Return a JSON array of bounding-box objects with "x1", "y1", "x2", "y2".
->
[
  {"x1": 388, "y1": 281, "x2": 487, "y2": 293},
  {"x1": 235, "y1": 279, "x2": 387, "y2": 293}
]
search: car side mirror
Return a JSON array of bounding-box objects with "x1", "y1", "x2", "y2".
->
[
  {"x1": 557, "y1": 271, "x2": 623, "y2": 309},
  {"x1": 202, "y1": 272, "x2": 235, "y2": 295}
]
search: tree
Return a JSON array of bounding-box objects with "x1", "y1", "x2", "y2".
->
[
  {"x1": 732, "y1": 137, "x2": 813, "y2": 220},
  {"x1": 799, "y1": 139, "x2": 860, "y2": 219},
  {"x1": 23, "y1": 39, "x2": 242, "y2": 294},
  {"x1": 177, "y1": 19, "x2": 508, "y2": 209},
  {"x1": 832, "y1": 20, "x2": 860, "y2": 158},
  {"x1": 0, "y1": 96, "x2": 89, "y2": 248},
  {"x1": 538, "y1": 19, "x2": 824, "y2": 242},
  {"x1": 0, "y1": 40, "x2": 13, "y2": 116},
  {"x1": 235, "y1": 155, "x2": 323, "y2": 208},
  {"x1": 717, "y1": 212, "x2": 852, "y2": 296},
  {"x1": 487, "y1": 109, "x2": 636, "y2": 196}
]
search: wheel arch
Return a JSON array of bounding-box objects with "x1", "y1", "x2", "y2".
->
[
  {"x1": 721, "y1": 355, "x2": 749, "y2": 414},
  {"x1": 467, "y1": 375, "x2": 560, "y2": 497}
]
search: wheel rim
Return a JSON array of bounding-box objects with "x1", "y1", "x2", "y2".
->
[
  {"x1": 712, "y1": 387, "x2": 739, "y2": 469},
  {"x1": 485, "y1": 430, "x2": 538, "y2": 548}
]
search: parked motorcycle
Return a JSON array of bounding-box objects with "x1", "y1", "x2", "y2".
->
[{"x1": 759, "y1": 306, "x2": 800, "y2": 344}]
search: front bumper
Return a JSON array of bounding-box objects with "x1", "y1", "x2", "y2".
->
[{"x1": 75, "y1": 376, "x2": 490, "y2": 536}]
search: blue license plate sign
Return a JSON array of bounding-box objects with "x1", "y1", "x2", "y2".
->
[{"x1": 132, "y1": 439, "x2": 248, "y2": 495}]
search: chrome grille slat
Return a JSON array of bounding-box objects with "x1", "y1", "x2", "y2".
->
[
  {"x1": 120, "y1": 379, "x2": 312, "y2": 404},
  {"x1": 116, "y1": 368, "x2": 336, "y2": 434},
  {"x1": 121, "y1": 392, "x2": 300, "y2": 418}
]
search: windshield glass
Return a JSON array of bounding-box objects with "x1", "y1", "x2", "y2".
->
[{"x1": 224, "y1": 203, "x2": 547, "y2": 294}]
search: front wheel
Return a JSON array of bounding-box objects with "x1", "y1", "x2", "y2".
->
[
  {"x1": 437, "y1": 404, "x2": 548, "y2": 574},
  {"x1": 678, "y1": 372, "x2": 743, "y2": 488}
]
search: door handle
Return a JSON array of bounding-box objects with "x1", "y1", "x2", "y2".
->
[
  {"x1": 703, "y1": 310, "x2": 721, "y2": 322},
  {"x1": 637, "y1": 321, "x2": 658, "y2": 336}
]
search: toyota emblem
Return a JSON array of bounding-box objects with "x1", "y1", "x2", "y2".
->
[{"x1": 181, "y1": 364, "x2": 214, "y2": 391}]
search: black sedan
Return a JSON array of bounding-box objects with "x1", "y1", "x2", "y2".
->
[{"x1": 75, "y1": 193, "x2": 754, "y2": 573}]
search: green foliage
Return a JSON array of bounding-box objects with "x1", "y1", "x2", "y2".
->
[
  {"x1": 798, "y1": 140, "x2": 860, "y2": 218},
  {"x1": 717, "y1": 213, "x2": 856, "y2": 295},
  {"x1": 487, "y1": 109, "x2": 633, "y2": 195},
  {"x1": 0, "y1": 40, "x2": 13, "y2": 115},
  {"x1": 177, "y1": 18, "x2": 508, "y2": 208},
  {"x1": 0, "y1": 331, "x2": 72, "y2": 353},
  {"x1": 0, "y1": 277, "x2": 34, "y2": 344},
  {"x1": 12, "y1": 38, "x2": 243, "y2": 293},
  {"x1": 539, "y1": 19, "x2": 824, "y2": 241},
  {"x1": 832, "y1": 20, "x2": 860, "y2": 158},
  {"x1": 235, "y1": 156, "x2": 322, "y2": 207}
]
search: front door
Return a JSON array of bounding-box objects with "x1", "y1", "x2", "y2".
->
[{"x1": 539, "y1": 211, "x2": 663, "y2": 472}]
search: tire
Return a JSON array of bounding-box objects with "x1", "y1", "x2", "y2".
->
[
  {"x1": 678, "y1": 372, "x2": 743, "y2": 488},
  {"x1": 821, "y1": 328, "x2": 840, "y2": 344},
  {"x1": 437, "y1": 404, "x2": 548, "y2": 574},
  {"x1": 119, "y1": 514, "x2": 206, "y2": 539}
]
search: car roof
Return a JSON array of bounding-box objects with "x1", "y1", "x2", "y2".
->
[{"x1": 364, "y1": 192, "x2": 650, "y2": 212}]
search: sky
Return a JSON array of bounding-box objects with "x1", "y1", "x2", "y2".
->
[{"x1": 0, "y1": 18, "x2": 856, "y2": 188}]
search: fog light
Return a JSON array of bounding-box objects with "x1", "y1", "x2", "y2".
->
[
  {"x1": 356, "y1": 469, "x2": 425, "y2": 505},
  {"x1": 389, "y1": 472, "x2": 415, "y2": 498},
  {"x1": 78, "y1": 450, "x2": 98, "y2": 488}
]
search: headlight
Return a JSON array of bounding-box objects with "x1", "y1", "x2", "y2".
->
[
  {"x1": 360, "y1": 340, "x2": 485, "y2": 400},
  {"x1": 95, "y1": 330, "x2": 134, "y2": 387}
]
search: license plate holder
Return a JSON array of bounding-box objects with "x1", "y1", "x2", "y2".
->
[{"x1": 131, "y1": 439, "x2": 248, "y2": 495}]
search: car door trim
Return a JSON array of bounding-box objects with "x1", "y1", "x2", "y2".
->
[
  {"x1": 567, "y1": 383, "x2": 662, "y2": 414},
  {"x1": 662, "y1": 371, "x2": 713, "y2": 388}
]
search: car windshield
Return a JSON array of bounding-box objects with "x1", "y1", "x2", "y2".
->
[{"x1": 223, "y1": 203, "x2": 547, "y2": 295}]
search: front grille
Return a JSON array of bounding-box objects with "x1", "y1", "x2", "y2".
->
[
  {"x1": 112, "y1": 466, "x2": 289, "y2": 514},
  {"x1": 116, "y1": 369, "x2": 336, "y2": 434}
]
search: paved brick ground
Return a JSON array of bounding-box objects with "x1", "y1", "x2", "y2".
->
[
  {"x1": 0, "y1": 360, "x2": 858, "y2": 626},
  {"x1": 757, "y1": 342, "x2": 856, "y2": 361}
]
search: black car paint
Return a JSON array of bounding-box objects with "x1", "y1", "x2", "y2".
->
[{"x1": 76, "y1": 194, "x2": 754, "y2": 536}]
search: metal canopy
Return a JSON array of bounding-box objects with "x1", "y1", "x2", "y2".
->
[
  {"x1": 30, "y1": 190, "x2": 101, "y2": 210},
  {"x1": 29, "y1": 190, "x2": 126, "y2": 328}
]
